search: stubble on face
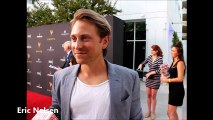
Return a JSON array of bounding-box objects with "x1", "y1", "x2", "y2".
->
[{"x1": 70, "y1": 20, "x2": 104, "y2": 64}]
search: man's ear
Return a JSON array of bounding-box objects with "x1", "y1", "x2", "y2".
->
[{"x1": 102, "y1": 36, "x2": 110, "y2": 49}]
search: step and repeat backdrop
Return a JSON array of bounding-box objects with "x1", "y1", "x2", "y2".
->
[
  {"x1": 27, "y1": 16, "x2": 124, "y2": 96},
  {"x1": 27, "y1": 22, "x2": 71, "y2": 96}
]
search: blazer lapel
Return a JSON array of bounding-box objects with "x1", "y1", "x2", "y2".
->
[
  {"x1": 61, "y1": 64, "x2": 80, "y2": 119},
  {"x1": 106, "y1": 61, "x2": 121, "y2": 119}
]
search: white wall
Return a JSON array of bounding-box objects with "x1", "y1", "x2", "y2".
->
[
  {"x1": 146, "y1": 17, "x2": 167, "y2": 60},
  {"x1": 114, "y1": 0, "x2": 169, "y2": 63},
  {"x1": 182, "y1": 40, "x2": 187, "y2": 65},
  {"x1": 145, "y1": 1, "x2": 167, "y2": 63},
  {"x1": 168, "y1": 0, "x2": 182, "y2": 40},
  {"x1": 112, "y1": 0, "x2": 147, "y2": 21},
  {"x1": 113, "y1": 0, "x2": 182, "y2": 66}
]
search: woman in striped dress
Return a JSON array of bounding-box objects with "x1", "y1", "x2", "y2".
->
[{"x1": 137, "y1": 45, "x2": 163, "y2": 119}]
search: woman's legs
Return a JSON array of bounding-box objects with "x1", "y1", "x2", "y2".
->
[
  {"x1": 151, "y1": 88, "x2": 158, "y2": 119},
  {"x1": 145, "y1": 87, "x2": 151, "y2": 117},
  {"x1": 167, "y1": 104, "x2": 179, "y2": 120},
  {"x1": 145, "y1": 87, "x2": 159, "y2": 118}
]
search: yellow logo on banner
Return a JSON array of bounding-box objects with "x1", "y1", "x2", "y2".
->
[
  {"x1": 47, "y1": 29, "x2": 55, "y2": 41},
  {"x1": 50, "y1": 30, "x2": 53, "y2": 36},
  {"x1": 27, "y1": 53, "x2": 32, "y2": 63},
  {"x1": 27, "y1": 53, "x2": 30, "y2": 59},
  {"x1": 46, "y1": 82, "x2": 52, "y2": 92},
  {"x1": 36, "y1": 42, "x2": 42, "y2": 53}
]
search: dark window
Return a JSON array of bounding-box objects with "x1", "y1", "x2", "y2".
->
[
  {"x1": 125, "y1": 22, "x2": 134, "y2": 40},
  {"x1": 136, "y1": 22, "x2": 146, "y2": 40}
]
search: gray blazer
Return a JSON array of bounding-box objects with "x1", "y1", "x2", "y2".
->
[{"x1": 50, "y1": 60, "x2": 143, "y2": 120}]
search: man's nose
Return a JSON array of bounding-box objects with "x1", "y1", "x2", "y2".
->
[{"x1": 73, "y1": 39, "x2": 83, "y2": 49}]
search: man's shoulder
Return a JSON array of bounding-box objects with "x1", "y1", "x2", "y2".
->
[
  {"x1": 54, "y1": 64, "x2": 77, "y2": 76},
  {"x1": 108, "y1": 63, "x2": 139, "y2": 83},
  {"x1": 109, "y1": 63, "x2": 136, "y2": 75},
  {"x1": 54, "y1": 67, "x2": 72, "y2": 78}
]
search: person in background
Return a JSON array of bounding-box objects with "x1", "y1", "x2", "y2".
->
[
  {"x1": 160, "y1": 42, "x2": 185, "y2": 120},
  {"x1": 49, "y1": 8, "x2": 144, "y2": 120},
  {"x1": 137, "y1": 44, "x2": 163, "y2": 120},
  {"x1": 69, "y1": 55, "x2": 77, "y2": 66},
  {"x1": 56, "y1": 41, "x2": 74, "y2": 70}
]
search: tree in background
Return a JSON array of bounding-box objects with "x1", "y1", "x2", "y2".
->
[
  {"x1": 27, "y1": 0, "x2": 121, "y2": 27},
  {"x1": 27, "y1": 0, "x2": 57, "y2": 27},
  {"x1": 172, "y1": 31, "x2": 183, "y2": 47}
]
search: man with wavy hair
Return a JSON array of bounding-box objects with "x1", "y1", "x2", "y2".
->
[{"x1": 50, "y1": 8, "x2": 144, "y2": 120}]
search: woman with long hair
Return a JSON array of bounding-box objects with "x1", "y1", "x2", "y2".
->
[{"x1": 160, "y1": 42, "x2": 186, "y2": 120}]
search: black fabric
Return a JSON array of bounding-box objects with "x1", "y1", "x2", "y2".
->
[
  {"x1": 61, "y1": 51, "x2": 73, "y2": 69},
  {"x1": 168, "y1": 60, "x2": 185, "y2": 106},
  {"x1": 143, "y1": 72, "x2": 154, "y2": 79}
]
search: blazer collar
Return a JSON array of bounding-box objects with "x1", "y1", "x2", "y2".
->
[
  {"x1": 61, "y1": 64, "x2": 80, "y2": 119},
  {"x1": 105, "y1": 60, "x2": 122, "y2": 119}
]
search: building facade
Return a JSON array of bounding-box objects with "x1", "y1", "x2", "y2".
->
[
  {"x1": 27, "y1": 0, "x2": 186, "y2": 70},
  {"x1": 112, "y1": 0, "x2": 185, "y2": 70}
]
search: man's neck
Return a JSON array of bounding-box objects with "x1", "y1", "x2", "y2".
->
[
  {"x1": 81, "y1": 58, "x2": 106, "y2": 75},
  {"x1": 78, "y1": 59, "x2": 108, "y2": 85}
]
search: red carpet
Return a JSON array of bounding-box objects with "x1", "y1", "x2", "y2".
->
[{"x1": 27, "y1": 90, "x2": 52, "y2": 120}]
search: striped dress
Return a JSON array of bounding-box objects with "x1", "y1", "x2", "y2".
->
[{"x1": 141, "y1": 55, "x2": 163, "y2": 89}]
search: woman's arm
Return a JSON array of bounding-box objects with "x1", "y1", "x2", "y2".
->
[
  {"x1": 137, "y1": 56, "x2": 150, "y2": 70},
  {"x1": 160, "y1": 61, "x2": 185, "y2": 82}
]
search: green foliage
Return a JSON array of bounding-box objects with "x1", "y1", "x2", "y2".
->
[
  {"x1": 27, "y1": 1, "x2": 57, "y2": 27},
  {"x1": 27, "y1": 0, "x2": 122, "y2": 27},
  {"x1": 172, "y1": 31, "x2": 182, "y2": 47}
]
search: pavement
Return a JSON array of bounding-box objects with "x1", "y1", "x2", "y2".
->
[{"x1": 140, "y1": 77, "x2": 187, "y2": 120}]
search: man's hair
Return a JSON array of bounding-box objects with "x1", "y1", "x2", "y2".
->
[
  {"x1": 70, "y1": 8, "x2": 111, "y2": 57},
  {"x1": 62, "y1": 41, "x2": 71, "y2": 48}
]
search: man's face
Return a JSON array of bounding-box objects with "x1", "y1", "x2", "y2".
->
[{"x1": 70, "y1": 20, "x2": 109, "y2": 64}]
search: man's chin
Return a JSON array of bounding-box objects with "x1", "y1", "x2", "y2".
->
[{"x1": 76, "y1": 59, "x2": 85, "y2": 64}]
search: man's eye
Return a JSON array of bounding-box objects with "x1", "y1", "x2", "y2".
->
[
  {"x1": 82, "y1": 37, "x2": 87, "y2": 40},
  {"x1": 81, "y1": 36, "x2": 90, "y2": 41},
  {"x1": 71, "y1": 37, "x2": 76, "y2": 41}
]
